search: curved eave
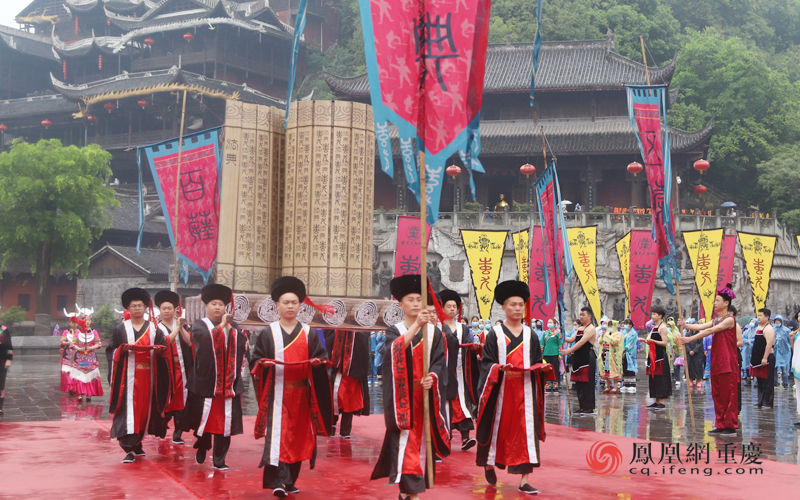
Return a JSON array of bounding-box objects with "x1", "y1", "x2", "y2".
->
[
  {"x1": 0, "y1": 94, "x2": 77, "y2": 120},
  {"x1": 52, "y1": 30, "x2": 133, "y2": 58},
  {"x1": 110, "y1": 16, "x2": 290, "y2": 53},
  {"x1": 381, "y1": 117, "x2": 712, "y2": 157},
  {"x1": 49, "y1": 68, "x2": 183, "y2": 100},
  {"x1": 65, "y1": 0, "x2": 103, "y2": 14}
]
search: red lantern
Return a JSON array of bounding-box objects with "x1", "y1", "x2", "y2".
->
[
  {"x1": 98, "y1": 54, "x2": 103, "y2": 70},
  {"x1": 445, "y1": 164, "x2": 462, "y2": 179},
  {"x1": 104, "y1": 102, "x2": 116, "y2": 113},
  {"x1": 183, "y1": 32, "x2": 194, "y2": 43},
  {"x1": 0, "y1": 123, "x2": 7, "y2": 133},
  {"x1": 143, "y1": 37, "x2": 155, "y2": 47},
  {"x1": 137, "y1": 99, "x2": 149, "y2": 109},
  {"x1": 87, "y1": 115, "x2": 96, "y2": 123},
  {"x1": 519, "y1": 163, "x2": 536, "y2": 177},
  {"x1": 627, "y1": 161, "x2": 643, "y2": 176},
  {"x1": 693, "y1": 184, "x2": 708, "y2": 196},
  {"x1": 693, "y1": 158, "x2": 710, "y2": 174},
  {"x1": 41, "y1": 119, "x2": 53, "y2": 129},
  {"x1": 62, "y1": 60, "x2": 67, "y2": 80}
]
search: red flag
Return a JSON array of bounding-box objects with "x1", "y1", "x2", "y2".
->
[{"x1": 629, "y1": 229, "x2": 658, "y2": 329}]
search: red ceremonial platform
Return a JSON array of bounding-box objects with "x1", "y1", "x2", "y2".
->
[{"x1": 2, "y1": 415, "x2": 798, "y2": 499}]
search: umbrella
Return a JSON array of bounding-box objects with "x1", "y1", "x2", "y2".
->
[
  {"x1": 561, "y1": 200, "x2": 573, "y2": 205},
  {"x1": 720, "y1": 201, "x2": 737, "y2": 208}
]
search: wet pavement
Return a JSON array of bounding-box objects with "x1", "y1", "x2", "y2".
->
[{"x1": 3, "y1": 354, "x2": 799, "y2": 465}]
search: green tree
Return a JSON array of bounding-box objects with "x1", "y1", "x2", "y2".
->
[
  {"x1": 91, "y1": 304, "x2": 119, "y2": 340},
  {"x1": 669, "y1": 29, "x2": 800, "y2": 200},
  {"x1": 0, "y1": 306, "x2": 26, "y2": 326},
  {"x1": 756, "y1": 142, "x2": 800, "y2": 232},
  {"x1": 0, "y1": 139, "x2": 118, "y2": 334}
]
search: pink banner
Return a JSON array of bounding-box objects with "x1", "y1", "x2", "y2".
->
[
  {"x1": 394, "y1": 215, "x2": 432, "y2": 276},
  {"x1": 704, "y1": 234, "x2": 737, "y2": 319},
  {"x1": 529, "y1": 226, "x2": 557, "y2": 321},
  {"x1": 632, "y1": 102, "x2": 674, "y2": 261},
  {"x1": 147, "y1": 132, "x2": 220, "y2": 278},
  {"x1": 629, "y1": 229, "x2": 658, "y2": 329}
]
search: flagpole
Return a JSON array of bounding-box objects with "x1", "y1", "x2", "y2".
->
[
  {"x1": 172, "y1": 89, "x2": 188, "y2": 292},
  {"x1": 419, "y1": 149, "x2": 434, "y2": 487},
  {"x1": 641, "y1": 34, "x2": 694, "y2": 436}
]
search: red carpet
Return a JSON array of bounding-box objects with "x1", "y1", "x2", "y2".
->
[{"x1": 1, "y1": 415, "x2": 798, "y2": 499}]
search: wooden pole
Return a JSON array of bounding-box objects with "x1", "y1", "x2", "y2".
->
[
  {"x1": 172, "y1": 89, "x2": 188, "y2": 292},
  {"x1": 419, "y1": 150, "x2": 434, "y2": 487},
  {"x1": 640, "y1": 36, "x2": 651, "y2": 85}
]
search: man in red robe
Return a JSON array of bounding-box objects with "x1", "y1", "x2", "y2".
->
[
  {"x1": 154, "y1": 290, "x2": 193, "y2": 445},
  {"x1": 476, "y1": 280, "x2": 553, "y2": 495},
  {"x1": 371, "y1": 274, "x2": 450, "y2": 500},
  {"x1": 186, "y1": 284, "x2": 248, "y2": 470},
  {"x1": 251, "y1": 276, "x2": 332, "y2": 499},
  {"x1": 325, "y1": 329, "x2": 371, "y2": 438},
  {"x1": 109, "y1": 288, "x2": 169, "y2": 463}
]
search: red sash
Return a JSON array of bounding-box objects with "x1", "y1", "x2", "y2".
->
[{"x1": 211, "y1": 324, "x2": 237, "y2": 398}]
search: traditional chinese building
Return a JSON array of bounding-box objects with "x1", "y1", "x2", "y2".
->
[
  {"x1": 325, "y1": 32, "x2": 714, "y2": 212},
  {"x1": 1, "y1": 0, "x2": 298, "y2": 183}
]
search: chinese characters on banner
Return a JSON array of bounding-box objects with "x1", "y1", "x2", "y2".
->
[
  {"x1": 616, "y1": 232, "x2": 632, "y2": 318},
  {"x1": 511, "y1": 230, "x2": 530, "y2": 284},
  {"x1": 530, "y1": 226, "x2": 557, "y2": 321},
  {"x1": 143, "y1": 129, "x2": 222, "y2": 282},
  {"x1": 738, "y1": 232, "x2": 776, "y2": 313},
  {"x1": 460, "y1": 230, "x2": 507, "y2": 319},
  {"x1": 394, "y1": 215, "x2": 432, "y2": 277},
  {"x1": 567, "y1": 226, "x2": 601, "y2": 320},
  {"x1": 534, "y1": 160, "x2": 572, "y2": 313},
  {"x1": 629, "y1": 229, "x2": 658, "y2": 329},
  {"x1": 358, "y1": 0, "x2": 493, "y2": 224},
  {"x1": 683, "y1": 229, "x2": 723, "y2": 321},
  {"x1": 626, "y1": 85, "x2": 678, "y2": 291}
]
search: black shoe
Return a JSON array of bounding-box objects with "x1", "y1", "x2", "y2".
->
[
  {"x1": 341, "y1": 434, "x2": 351, "y2": 439},
  {"x1": 195, "y1": 448, "x2": 207, "y2": 464},
  {"x1": 720, "y1": 429, "x2": 737, "y2": 437},
  {"x1": 708, "y1": 428, "x2": 724, "y2": 434},
  {"x1": 285, "y1": 484, "x2": 300, "y2": 494},
  {"x1": 273, "y1": 488, "x2": 287, "y2": 498},
  {"x1": 461, "y1": 438, "x2": 477, "y2": 451},
  {"x1": 212, "y1": 462, "x2": 229, "y2": 471},
  {"x1": 133, "y1": 446, "x2": 145, "y2": 456},
  {"x1": 793, "y1": 422, "x2": 800, "y2": 429},
  {"x1": 653, "y1": 403, "x2": 666, "y2": 410},
  {"x1": 484, "y1": 467, "x2": 497, "y2": 485},
  {"x1": 172, "y1": 430, "x2": 185, "y2": 445},
  {"x1": 434, "y1": 455, "x2": 443, "y2": 463},
  {"x1": 122, "y1": 452, "x2": 135, "y2": 463},
  {"x1": 646, "y1": 402, "x2": 657, "y2": 408},
  {"x1": 518, "y1": 483, "x2": 539, "y2": 495}
]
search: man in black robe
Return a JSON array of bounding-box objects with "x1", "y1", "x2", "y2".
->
[
  {"x1": 371, "y1": 274, "x2": 450, "y2": 500},
  {"x1": 154, "y1": 290, "x2": 193, "y2": 444},
  {"x1": 108, "y1": 287, "x2": 169, "y2": 463},
  {"x1": 439, "y1": 288, "x2": 479, "y2": 451},
  {"x1": 250, "y1": 276, "x2": 332, "y2": 498},
  {"x1": 325, "y1": 329, "x2": 371, "y2": 438},
  {"x1": 185, "y1": 284, "x2": 248, "y2": 471},
  {"x1": 476, "y1": 280, "x2": 553, "y2": 495}
]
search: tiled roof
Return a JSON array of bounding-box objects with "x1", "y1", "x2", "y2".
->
[
  {"x1": 326, "y1": 37, "x2": 675, "y2": 98},
  {"x1": 0, "y1": 93, "x2": 76, "y2": 119},
  {"x1": 51, "y1": 29, "x2": 136, "y2": 57},
  {"x1": 49, "y1": 67, "x2": 284, "y2": 107},
  {"x1": 386, "y1": 117, "x2": 712, "y2": 156},
  {"x1": 109, "y1": 189, "x2": 167, "y2": 234},
  {"x1": 0, "y1": 25, "x2": 59, "y2": 61},
  {"x1": 17, "y1": 0, "x2": 68, "y2": 18},
  {"x1": 89, "y1": 243, "x2": 174, "y2": 275}
]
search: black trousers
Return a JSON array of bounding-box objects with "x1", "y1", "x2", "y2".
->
[
  {"x1": 334, "y1": 412, "x2": 354, "y2": 436},
  {"x1": 756, "y1": 354, "x2": 776, "y2": 408},
  {"x1": 0, "y1": 365, "x2": 7, "y2": 409},
  {"x1": 118, "y1": 432, "x2": 144, "y2": 453},
  {"x1": 263, "y1": 461, "x2": 302, "y2": 489},
  {"x1": 575, "y1": 353, "x2": 596, "y2": 411},
  {"x1": 195, "y1": 433, "x2": 231, "y2": 465}
]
